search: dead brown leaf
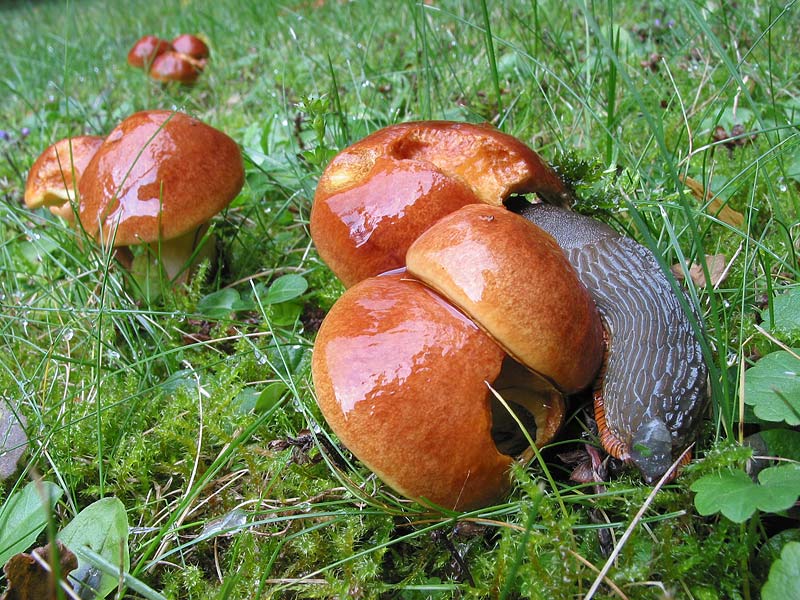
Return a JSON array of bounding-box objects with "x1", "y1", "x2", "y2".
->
[
  {"x1": 1, "y1": 399, "x2": 27, "y2": 481},
  {"x1": 713, "y1": 123, "x2": 756, "y2": 153},
  {"x1": 671, "y1": 254, "x2": 728, "y2": 288},
  {"x1": 1, "y1": 542, "x2": 77, "y2": 600},
  {"x1": 679, "y1": 175, "x2": 745, "y2": 228}
]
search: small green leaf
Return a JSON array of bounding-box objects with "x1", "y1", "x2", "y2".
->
[
  {"x1": 691, "y1": 464, "x2": 800, "y2": 523},
  {"x1": 58, "y1": 497, "x2": 130, "y2": 599},
  {"x1": 232, "y1": 388, "x2": 260, "y2": 414},
  {"x1": 756, "y1": 464, "x2": 800, "y2": 514},
  {"x1": 691, "y1": 468, "x2": 758, "y2": 522},
  {"x1": 744, "y1": 350, "x2": 800, "y2": 425},
  {"x1": 265, "y1": 274, "x2": 308, "y2": 305},
  {"x1": 762, "y1": 288, "x2": 800, "y2": 338},
  {"x1": 268, "y1": 301, "x2": 303, "y2": 326},
  {"x1": 256, "y1": 382, "x2": 288, "y2": 413},
  {"x1": 762, "y1": 542, "x2": 800, "y2": 600},
  {"x1": 268, "y1": 342, "x2": 306, "y2": 381},
  {"x1": 197, "y1": 288, "x2": 241, "y2": 319},
  {"x1": 757, "y1": 429, "x2": 800, "y2": 461},
  {"x1": 0, "y1": 481, "x2": 63, "y2": 565}
]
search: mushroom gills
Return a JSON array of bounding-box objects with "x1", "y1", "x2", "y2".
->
[
  {"x1": 489, "y1": 357, "x2": 564, "y2": 457},
  {"x1": 513, "y1": 202, "x2": 708, "y2": 481},
  {"x1": 490, "y1": 397, "x2": 537, "y2": 457}
]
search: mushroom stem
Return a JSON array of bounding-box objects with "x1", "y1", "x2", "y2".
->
[{"x1": 134, "y1": 223, "x2": 216, "y2": 284}]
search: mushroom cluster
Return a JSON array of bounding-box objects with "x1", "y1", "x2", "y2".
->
[
  {"x1": 309, "y1": 122, "x2": 604, "y2": 510},
  {"x1": 127, "y1": 34, "x2": 210, "y2": 84},
  {"x1": 24, "y1": 110, "x2": 243, "y2": 284},
  {"x1": 310, "y1": 120, "x2": 709, "y2": 508}
]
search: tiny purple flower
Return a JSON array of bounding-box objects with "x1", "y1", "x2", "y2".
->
[
  {"x1": 654, "y1": 18, "x2": 662, "y2": 28},
  {"x1": 668, "y1": 18, "x2": 676, "y2": 28},
  {"x1": 0, "y1": 130, "x2": 9, "y2": 142},
  {"x1": 20, "y1": 127, "x2": 30, "y2": 138}
]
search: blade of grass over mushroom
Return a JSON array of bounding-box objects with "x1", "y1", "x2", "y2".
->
[{"x1": 486, "y1": 383, "x2": 567, "y2": 519}]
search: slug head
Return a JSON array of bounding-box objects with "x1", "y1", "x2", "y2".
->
[{"x1": 629, "y1": 418, "x2": 673, "y2": 483}]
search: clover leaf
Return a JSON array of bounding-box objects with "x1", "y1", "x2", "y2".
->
[
  {"x1": 691, "y1": 464, "x2": 800, "y2": 523},
  {"x1": 744, "y1": 350, "x2": 800, "y2": 425},
  {"x1": 762, "y1": 287, "x2": 800, "y2": 339},
  {"x1": 762, "y1": 542, "x2": 800, "y2": 600}
]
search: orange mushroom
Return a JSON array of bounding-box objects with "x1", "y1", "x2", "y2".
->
[
  {"x1": 312, "y1": 272, "x2": 514, "y2": 510},
  {"x1": 312, "y1": 205, "x2": 603, "y2": 510},
  {"x1": 24, "y1": 136, "x2": 104, "y2": 223},
  {"x1": 171, "y1": 34, "x2": 210, "y2": 62},
  {"x1": 78, "y1": 110, "x2": 243, "y2": 283},
  {"x1": 149, "y1": 51, "x2": 203, "y2": 84},
  {"x1": 406, "y1": 204, "x2": 603, "y2": 394},
  {"x1": 310, "y1": 120, "x2": 573, "y2": 288},
  {"x1": 127, "y1": 35, "x2": 172, "y2": 69}
]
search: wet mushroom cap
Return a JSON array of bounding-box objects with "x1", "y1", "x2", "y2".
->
[
  {"x1": 406, "y1": 204, "x2": 604, "y2": 393},
  {"x1": 149, "y1": 52, "x2": 202, "y2": 84},
  {"x1": 77, "y1": 110, "x2": 244, "y2": 247},
  {"x1": 24, "y1": 136, "x2": 104, "y2": 221},
  {"x1": 315, "y1": 120, "x2": 571, "y2": 207},
  {"x1": 312, "y1": 272, "x2": 514, "y2": 511},
  {"x1": 310, "y1": 157, "x2": 483, "y2": 287},
  {"x1": 127, "y1": 35, "x2": 172, "y2": 69},
  {"x1": 171, "y1": 34, "x2": 210, "y2": 59},
  {"x1": 310, "y1": 120, "x2": 572, "y2": 287}
]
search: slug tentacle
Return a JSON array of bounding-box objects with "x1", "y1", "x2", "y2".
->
[{"x1": 514, "y1": 202, "x2": 708, "y2": 482}]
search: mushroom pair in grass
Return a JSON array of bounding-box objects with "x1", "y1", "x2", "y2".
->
[
  {"x1": 310, "y1": 121, "x2": 708, "y2": 510},
  {"x1": 24, "y1": 110, "x2": 244, "y2": 286},
  {"x1": 128, "y1": 34, "x2": 210, "y2": 84},
  {"x1": 310, "y1": 122, "x2": 602, "y2": 510}
]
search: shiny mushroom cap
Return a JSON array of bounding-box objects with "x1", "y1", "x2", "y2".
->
[
  {"x1": 149, "y1": 51, "x2": 202, "y2": 84},
  {"x1": 171, "y1": 34, "x2": 210, "y2": 59},
  {"x1": 312, "y1": 272, "x2": 514, "y2": 511},
  {"x1": 127, "y1": 35, "x2": 172, "y2": 69},
  {"x1": 310, "y1": 120, "x2": 572, "y2": 287},
  {"x1": 406, "y1": 204, "x2": 604, "y2": 394},
  {"x1": 24, "y1": 136, "x2": 104, "y2": 222},
  {"x1": 78, "y1": 110, "x2": 243, "y2": 248},
  {"x1": 311, "y1": 157, "x2": 483, "y2": 287}
]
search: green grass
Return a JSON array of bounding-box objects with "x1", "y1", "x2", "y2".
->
[{"x1": 1, "y1": 0, "x2": 799, "y2": 598}]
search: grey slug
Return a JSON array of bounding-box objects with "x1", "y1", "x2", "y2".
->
[{"x1": 512, "y1": 202, "x2": 708, "y2": 482}]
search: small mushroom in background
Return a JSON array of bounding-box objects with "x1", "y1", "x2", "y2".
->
[
  {"x1": 310, "y1": 120, "x2": 573, "y2": 288},
  {"x1": 128, "y1": 33, "x2": 210, "y2": 84},
  {"x1": 149, "y1": 51, "x2": 204, "y2": 84},
  {"x1": 24, "y1": 136, "x2": 104, "y2": 223},
  {"x1": 127, "y1": 35, "x2": 172, "y2": 69},
  {"x1": 171, "y1": 34, "x2": 210, "y2": 64},
  {"x1": 149, "y1": 34, "x2": 210, "y2": 84},
  {"x1": 77, "y1": 110, "x2": 244, "y2": 286},
  {"x1": 312, "y1": 206, "x2": 604, "y2": 510}
]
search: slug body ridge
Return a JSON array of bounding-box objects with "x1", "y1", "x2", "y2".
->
[{"x1": 515, "y1": 203, "x2": 708, "y2": 482}]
